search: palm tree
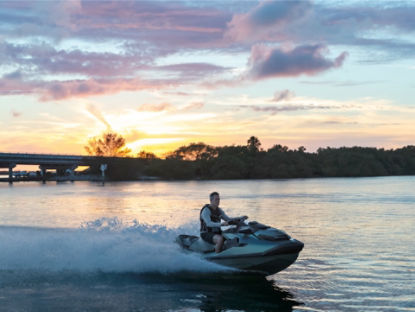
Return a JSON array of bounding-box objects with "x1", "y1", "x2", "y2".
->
[{"x1": 247, "y1": 136, "x2": 261, "y2": 153}]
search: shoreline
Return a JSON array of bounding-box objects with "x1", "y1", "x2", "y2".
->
[{"x1": 1, "y1": 174, "x2": 415, "y2": 183}]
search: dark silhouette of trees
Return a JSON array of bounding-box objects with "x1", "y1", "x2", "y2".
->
[
  {"x1": 137, "y1": 151, "x2": 157, "y2": 160},
  {"x1": 247, "y1": 136, "x2": 261, "y2": 153},
  {"x1": 165, "y1": 142, "x2": 217, "y2": 161},
  {"x1": 83, "y1": 136, "x2": 415, "y2": 181},
  {"x1": 85, "y1": 132, "x2": 131, "y2": 157}
]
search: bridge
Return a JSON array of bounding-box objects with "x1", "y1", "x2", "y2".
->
[{"x1": 0, "y1": 152, "x2": 109, "y2": 183}]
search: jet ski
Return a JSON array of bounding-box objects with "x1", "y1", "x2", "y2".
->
[{"x1": 176, "y1": 219, "x2": 304, "y2": 275}]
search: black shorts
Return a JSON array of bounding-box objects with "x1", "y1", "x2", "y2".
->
[{"x1": 201, "y1": 232, "x2": 217, "y2": 244}]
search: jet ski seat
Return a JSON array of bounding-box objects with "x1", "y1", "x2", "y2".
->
[
  {"x1": 176, "y1": 235, "x2": 244, "y2": 253},
  {"x1": 176, "y1": 234, "x2": 215, "y2": 253}
]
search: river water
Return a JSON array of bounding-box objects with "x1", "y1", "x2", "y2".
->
[{"x1": 0, "y1": 177, "x2": 414, "y2": 311}]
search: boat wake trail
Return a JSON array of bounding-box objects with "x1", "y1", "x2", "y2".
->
[{"x1": 0, "y1": 217, "x2": 227, "y2": 273}]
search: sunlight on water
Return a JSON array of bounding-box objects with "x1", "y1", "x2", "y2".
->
[{"x1": 0, "y1": 176, "x2": 414, "y2": 311}]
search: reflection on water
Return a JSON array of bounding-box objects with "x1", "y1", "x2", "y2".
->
[
  {"x1": 0, "y1": 271, "x2": 301, "y2": 312},
  {"x1": 152, "y1": 272, "x2": 301, "y2": 312}
]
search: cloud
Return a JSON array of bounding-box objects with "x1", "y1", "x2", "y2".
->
[
  {"x1": 203, "y1": 44, "x2": 348, "y2": 87},
  {"x1": 0, "y1": 1, "x2": 233, "y2": 100},
  {"x1": 1, "y1": 41, "x2": 149, "y2": 77},
  {"x1": 86, "y1": 103, "x2": 111, "y2": 129},
  {"x1": 272, "y1": 89, "x2": 295, "y2": 102},
  {"x1": 180, "y1": 102, "x2": 204, "y2": 111},
  {"x1": 1, "y1": 0, "x2": 415, "y2": 101},
  {"x1": 11, "y1": 110, "x2": 22, "y2": 118},
  {"x1": 156, "y1": 63, "x2": 229, "y2": 79},
  {"x1": 136, "y1": 101, "x2": 204, "y2": 113},
  {"x1": 201, "y1": 76, "x2": 245, "y2": 90},
  {"x1": 3, "y1": 71, "x2": 23, "y2": 80},
  {"x1": 299, "y1": 118, "x2": 359, "y2": 127},
  {"x1": 0, "y1": 40, "x2": 230, "y2": 100},
  {"x1": 240, "y1": 103, "x2": 333, "y2": 115},
  {"x1": 0, "y1": 76, "x2": 36, "y2": 96},
  {"x1": 124, "y1": 129, "x2": 184, "y2": 143},
  {"x1": 137, "y1": 102, "x2": 173, "y2": 112},
  {"x1": 225, "y1": 0, "x2": 415, "y2": 60},
  {"x1": 0, "y1": 75, "x2": 169, "y2": 101},
  {"x1": 321, "y1": 5, "x2": 415, "y2": 33},
  {"x1": 226, "y1": 0, "x2": 312, "y2": 42},
  {"x1": 1, "y1": 1, "x2": 230, "y2": 46},
  {"x1": 247, "y1": 44, "x2": 348, "y2": 79},
  {"x1": 300, "y1": 80, "x2": 385, "y2": 87},
  {"x1": 124, "y1": 129, "x2": 148, "y2": 142},
  {"x1": 41, "y1": 78, "x2": 165, "y2": 101},
  {"x1": 163, "y1": 91, "x2": 192, "y2": 97}
]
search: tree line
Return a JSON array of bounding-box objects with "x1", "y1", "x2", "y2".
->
[{"x1": 85, "y1": 132, "x2": 415, "y2": 180}]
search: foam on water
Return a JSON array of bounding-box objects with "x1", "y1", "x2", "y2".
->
[{"x1": 0, "y1": 217, "x2": 227, "y2": 273}]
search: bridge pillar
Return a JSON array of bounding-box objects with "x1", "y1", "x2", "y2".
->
[
  {"x1": 8, "y1": 163, "x2": 16, "y2": 184},
  {"x1": 68, "y1": 164, "x2": 78, "y2": 182},
  {"x1": 39, "y1": 166, "x2": 47, "y2": 183},
  {"x1": 56, "y1": 168, "x2": 66, "y2": 176},
  {"x1": 100, "y1": 163, "x2": 107, "y2": 185}
]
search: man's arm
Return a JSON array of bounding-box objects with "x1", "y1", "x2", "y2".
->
[{"x1": 218, "y1": 208, "x2": 246, "y2": 222}]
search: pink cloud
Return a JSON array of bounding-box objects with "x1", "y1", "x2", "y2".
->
[
  {"x1": 0, "y1": 77, "x2": 166, "y2": 101},
  {"x1": 137, "y1": 102, "x2": 173, "y2": 112},
  {"x1": 69, "y1": 1, "x2": 230, "y2": 49},
  {"x1": 39, "y1": 78, "x2": 167, "y2": 101},
  {"x1": 136, "y1": 101, "x2": 204, "y2": 113},
  {"x1": 1, "y1": 0, "x2": 415, "y2": 102},
  {"x1": 180, "y1": 102, "x2": 204, "y2": 111},
  {"x1": 0, "y1": 77, "x2": 36, "y2": 96},
  {"x1": 11, "y1": 110, "x2": 22, "y2": 117}
]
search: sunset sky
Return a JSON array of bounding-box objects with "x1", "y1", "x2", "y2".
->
[{"x1": 1, "y1": 0, "x2": 414, "y2": 156}]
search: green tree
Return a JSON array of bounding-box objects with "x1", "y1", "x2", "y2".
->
[{"x1": 85, "y1": 132, "x2": 131, "y2": 157}]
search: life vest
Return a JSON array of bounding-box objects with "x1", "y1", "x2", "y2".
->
[{"x1": 200, "y1": 204, "x2": 221, "y2": 234}]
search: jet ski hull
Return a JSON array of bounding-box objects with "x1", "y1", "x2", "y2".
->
[
  {"x1": 207, "y1": 252, "x2": 300, "y2": 275},
  {"x1": 205, "y1": 238, "x2": 303, "y2": 275}
]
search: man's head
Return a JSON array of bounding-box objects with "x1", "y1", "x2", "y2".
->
[{"x1": 209, "y1": 191, "x2": 220, "y2": 208}]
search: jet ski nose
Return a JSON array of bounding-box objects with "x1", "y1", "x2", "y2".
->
[
  {"x1": 264, "y1": 239, "x2": 304, "y2": 257},
  {"x1": 291, "y1": 239, "x2": 304, "y2": 252}
]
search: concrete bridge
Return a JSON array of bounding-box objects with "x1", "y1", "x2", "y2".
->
[{"x1": 0, "y1": 152, "x2": 109, "y2": 183}]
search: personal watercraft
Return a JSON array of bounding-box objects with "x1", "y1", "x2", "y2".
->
[{"x1": 176, "y1": 219, "x2": 304, "y2": 275}]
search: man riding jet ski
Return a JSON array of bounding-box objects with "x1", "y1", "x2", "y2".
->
[
  {"x1": 176, "y1": 192, "x2": 304, "y2": 275},
  {"x1": 199, "y1": 191, "x2": 248, "y2": 253}
]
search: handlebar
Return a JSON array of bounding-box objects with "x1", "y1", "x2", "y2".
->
[{"x1": 222, "y1": 216, "x2": 248, "y2": 226}]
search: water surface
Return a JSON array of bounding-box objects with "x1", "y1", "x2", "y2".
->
[{"x1": 1, "y1": 177, "x2": 414, "y2": 311}]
